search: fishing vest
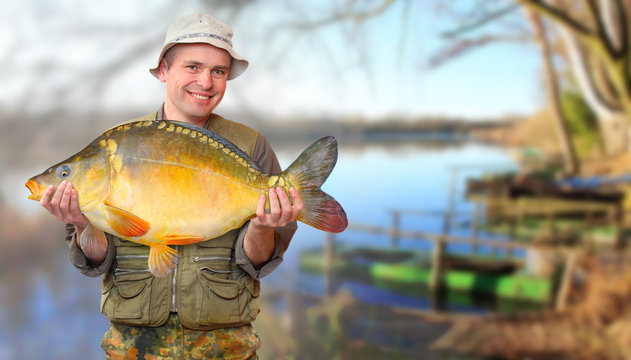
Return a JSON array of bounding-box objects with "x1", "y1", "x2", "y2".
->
[{"x1": 100, "y1": 112, "x2": 262, "y2": 330}]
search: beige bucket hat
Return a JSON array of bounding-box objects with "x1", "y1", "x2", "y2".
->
[{"x1": 149, "y1": 13, "x2": 248, "y2": 80}]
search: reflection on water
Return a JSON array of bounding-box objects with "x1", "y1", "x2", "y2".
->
[
  {"x1": 1, "y1": 141, "x2": 515, "y2": 359},
  {"x1": 255, "y1": 289, "x2": 469, "y2": 359},
  {"x1": 0, "y1": 225, "x2": 108, "y2": 360}
]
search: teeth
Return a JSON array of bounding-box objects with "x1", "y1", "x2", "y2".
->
[{"x1": 191, "y1": 93, "x2": 210, "y2": 100}]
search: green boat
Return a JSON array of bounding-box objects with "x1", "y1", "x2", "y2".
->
[
  {"x1": 370, "y1": 262, "x2": 552, "y2": 303},
  {"x1": 299, "y1": 246, "x2": 553, "y2": 304}
]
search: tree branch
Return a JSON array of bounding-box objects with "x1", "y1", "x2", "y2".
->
[
  {"x1": 275, "y1": 0, "x2": 396, "y2": 31},
  {"x1": 440, "y1": 3, "x2": 521, "y2": 38},
  {"x1": 590, "y1": 53, "x2": 622, "y2": 109},
  {"x1": 584, "y1": 0, "x2": 617, "y2": 57},
  {"x1": 517, "y1": 0, "x2": 593, "y2": 37},
  {"x1": 613, "y1": 0, "x2": 629, "y2": 57},
  {"x1": 558, "y1": 26, "x2": 621, "y2": 118},
  {"x1": 427, "y1": 34, "x2": 531, "y2": 68}
]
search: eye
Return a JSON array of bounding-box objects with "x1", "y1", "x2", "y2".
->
[
  {"x1": 57, "y1": 164, "x2": 71, "y2": 178},
  {"x1": 212, "y1": 69, "x2": 227, "y2": 78}
]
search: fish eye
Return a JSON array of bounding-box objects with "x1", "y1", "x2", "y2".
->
[{"x1": 57, "y1": 164, "x2": 72, "y2": 178}]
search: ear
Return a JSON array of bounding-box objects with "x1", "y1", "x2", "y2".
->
[{"x1": 157, "y1": 59, "x2": 168, "y2": 83}]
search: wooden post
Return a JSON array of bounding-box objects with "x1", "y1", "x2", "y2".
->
[
  {"x1": 324, "y1": 232, "x2": 335, "y2": 296},
  {"x1": 471, "y1": 202, "x2": 481, "y2": 254},
  {"x1": 430, "y1": 237, "x2": 446, "y2": 311},
  {"x1": 585, "y1": 208, "x2": 594, "y2": 247},
  {"x1": 613, "y1": 204, "x2": 623, "y2": 249},
  {"x1": 555, "y1": 251, "x2": 578, "y2": 311},
  {"x1": 430, "y1": 237, "x2": 445, "y2": 290}
]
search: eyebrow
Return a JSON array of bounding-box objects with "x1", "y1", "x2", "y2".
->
[
  {"x1": 183, "y1": 60, "x2": 204, "y2": 67},
  {"x1": 183, "y1": 61, "x2": 229, "y2": 70}
]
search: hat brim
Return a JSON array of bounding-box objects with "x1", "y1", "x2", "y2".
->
[{"x1": 149, "y1": 36, "x2": 248, "y2": 80}]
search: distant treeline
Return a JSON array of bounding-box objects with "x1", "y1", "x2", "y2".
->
[
  {"x1": 4, "y1": 111, "x2": 515, "y2": 168},
  {"x1": 253, "y1": 117, "x2": 514, "y2": 148}
]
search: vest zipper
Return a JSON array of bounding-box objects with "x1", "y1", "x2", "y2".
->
[
  {"x1": 191, "y1": 256, "x2": 232, "y2": 263},
  {"x1": 199, "y1": 266, "x2": 243, "y2": 274},
  {"x1": 114, "y1": 268, "x2": 150, "y2": 276},
  {"x1": 171, "y1": 245, "x2": 179, "y2": 313},
  {"x1": 115, "y1": 255, "x2": 150, "y2": 276}
]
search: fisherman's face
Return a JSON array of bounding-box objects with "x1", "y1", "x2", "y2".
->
[{"x1": 158, "y1": 43, "x2": 231, "y2": 126}]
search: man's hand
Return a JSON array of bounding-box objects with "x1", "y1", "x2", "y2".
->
[
  {"x1": 40, "y1": 181, "x2": 105, "y2": 261},
  {"x1": 40, "y1": 180, "x2": 89, "y2": 231},
  {"x1": 244, "y1": 187, "x2": 303, "y2": 267},
  {"x1": 251, "y1": 187, "x2": 303, "y2": 229}
]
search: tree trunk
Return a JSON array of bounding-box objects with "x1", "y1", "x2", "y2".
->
[
  {"x1": 526, "y1": 9, "x2": 580, "y2": 175},
  {"x1": 558, "y1": 26, "x2": 630, "y2": 156}
]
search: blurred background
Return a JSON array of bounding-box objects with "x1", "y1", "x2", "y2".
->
[{"x1": 4, "y1": 0, "x2": 631, "y2": 359}]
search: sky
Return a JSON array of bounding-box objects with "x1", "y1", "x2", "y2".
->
[{"x1": 0, "y1": 0, "x2": 542, "y2": 121}]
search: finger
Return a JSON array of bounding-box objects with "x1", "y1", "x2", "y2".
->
[
  {"x1": 39, "y1": 185, "x2": 56, "y2": 208},
  {"x1": 58, "y1": 182, "x2": 74, "y2": 219},
  {"x1": 255, "y1": 194, "x2": 266, "y2": 219},
  {"x1": 276, "y1": 187, "x2": 293, "y2": 225},
  {"x1": 48, "y1": 182, "x2": 68, "y2": 219},
  {"x1": 289, "y1": 187, "x2": 303, "y2": 217},
  {"x1": 268, "y1": 187, "x2": 281, "y2": 220},
  {"x1": 49, "y1": 181, "x2": 67, "y2": 208},
  {"x1": 69, "y1": 187, "x2": 88, "y2": 228},
  {"x1": 276, "y1": 187, "x2": 292, "y2": 209}
]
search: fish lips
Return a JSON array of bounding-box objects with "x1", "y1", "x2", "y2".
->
[{"x1": 25, "y1": 178, "x2": 46, "y2": 201}]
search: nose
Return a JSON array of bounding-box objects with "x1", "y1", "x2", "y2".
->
[{"x1": 197, "y1": 71, "x2": 213, "y2": 89}]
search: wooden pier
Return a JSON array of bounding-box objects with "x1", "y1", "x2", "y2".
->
[
  {"x1": 315, "y1": 171, "x2": 626, "y2": 315},
  {"x1": 323, "y1": 197, "x2": 622, "y2": 313}
]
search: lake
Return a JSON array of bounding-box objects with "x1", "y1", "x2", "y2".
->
[{"x1": 0, "y1": 139, "x2": 517, "y2": 359}]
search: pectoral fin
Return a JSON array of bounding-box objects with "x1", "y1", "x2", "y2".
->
[
  {"x1": 79, "y1": 223, "x2": 109, "y2": 260},
  {"x1": 104, "y1": 202, "x2": 150, "y2": 237},
  {"x1": 148, "y1": 244, "x2": 180, "y2": 278}
]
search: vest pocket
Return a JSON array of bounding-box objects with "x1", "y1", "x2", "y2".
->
[
  {"x1": 102, "y1": 271, "x2": 153, "y2": 323},
  {"x1": 196, "y1": 267, "x2": 260, "y2": 327}
]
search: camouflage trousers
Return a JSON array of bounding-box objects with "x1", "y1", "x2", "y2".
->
[{"x1": 100, "y1": 313, "x2": 260, "y2": 360}]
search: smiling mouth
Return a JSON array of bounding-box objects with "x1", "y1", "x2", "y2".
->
[{"x1": 190, "y1": 92, "x2": 211, "y2": 100}]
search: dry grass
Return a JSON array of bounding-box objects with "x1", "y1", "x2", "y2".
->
[
  {"x1": 473, "y1": 109, "x2": 562, "y2": 155},
  {"x1": 431, "y1": 254, "x2": 631, "y2": 359}
]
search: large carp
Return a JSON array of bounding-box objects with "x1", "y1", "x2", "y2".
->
[{"x1": 25, "y1": 120, "x2": 347, "y2": 277}]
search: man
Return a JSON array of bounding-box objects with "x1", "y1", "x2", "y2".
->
[{"x1": 39, "y1": 13, "x2": 302, "y2": 359}]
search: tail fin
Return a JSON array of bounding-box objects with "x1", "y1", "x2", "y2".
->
[{"x1": 283, "y1": 136, "x2": 348, "y2": 233}]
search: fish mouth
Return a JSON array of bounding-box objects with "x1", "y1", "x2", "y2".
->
[{"x1": 25, "y1": 179, "x2": 45, "y2": 201}]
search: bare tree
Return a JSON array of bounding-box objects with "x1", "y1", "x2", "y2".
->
[
  {"x1": 518, "y1": 0, "x2": 631, "y2": 155},
  {"x1": 279, "y1": 0, "x2": 631, "y2": 160}
]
